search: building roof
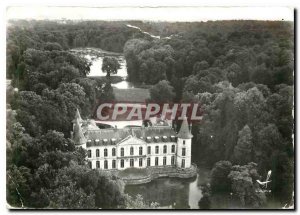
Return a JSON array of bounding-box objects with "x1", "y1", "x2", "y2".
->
[
  {"x1": 177, "y1": 117, "x2": 193, "y2": 139},
  {"x1": 73, "y1": 118, "x2": 86, "y2": 145},
  {"x1": 86, "y1": 126, "x2": 177, "y2": 147},
  {"x1": 72, "y1": 108, "x2": 83, "y2": 123}
]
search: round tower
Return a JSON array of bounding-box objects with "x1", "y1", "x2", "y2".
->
[{"x1": 176, "y1": 117, "x2": 193, "y2": 168}]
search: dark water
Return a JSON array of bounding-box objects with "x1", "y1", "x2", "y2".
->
[{"x1": 124, "y1": 167, "x2": 211, "y2": 209}]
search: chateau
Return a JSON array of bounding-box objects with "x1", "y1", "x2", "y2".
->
[{"x1": 72, "y1": 109, "x2": 193, "y2": 171}]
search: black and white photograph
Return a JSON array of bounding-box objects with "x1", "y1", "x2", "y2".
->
[{"x1": 3, "y1": 2, "x2": 295, "y2": 210}]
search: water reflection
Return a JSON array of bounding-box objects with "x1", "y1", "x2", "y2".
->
[
  {"x1": 111, "y1": 81, "x2": 135, "y2": 89},
  {"x1": 125, "y1": 177, "x2": 191, "y2": 209},
  {"x1": 125, "y1": 174, "x2": 205, "y2": 209},
  {"x1": 188, "y1": 175, "x2": 203, "y2": 209},
  {"x1": 85, "y1": 54, "x2": 128, "y2": 77}
]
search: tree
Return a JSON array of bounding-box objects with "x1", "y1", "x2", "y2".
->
[
  {"x1": 48, "y1": 182, "x2": 95, "y2": 209},
  {"x1": 210, "y1": 161, "x2": 232, "y2": 193},
  {"x1": 124, "y1": 194, "x2": 159, "y2": 209},
  {"x1": 198, "y1": 184, "x2": 211, "y2": 209},
  {"x1": 233, "y1": 125, "x2": 253, "y2": 164},
  {"x1": 101, "y1": 56, "x2": 121, "y2": 78},
  {"x1": 7, "y1": 165, "x2": 32, "y2": 207},
  {"x1": 149, "y1": 80, "x2": 175, "y2": 103},
  {"x1": 228, "y1": 163, "x2": 266, "y2": 208}
]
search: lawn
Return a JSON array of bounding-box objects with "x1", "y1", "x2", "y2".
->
[{"x1": 113, "y1": 88, "x2": 150, "y2": 103}]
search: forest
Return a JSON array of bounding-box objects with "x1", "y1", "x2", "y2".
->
[{"x1": 6, "y1": 19, "x2": 294, "y2": 209}]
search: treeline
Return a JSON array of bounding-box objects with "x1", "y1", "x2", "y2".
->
[
  {"x1": 6, "y1": 20, "x2": 151, "y2": 208},
  {"x1": 136, "y1": 21, "x2": 294, "y2": 207},
  {"x1": 7, "y1": 20, "x2": 149, "y2": 79}
]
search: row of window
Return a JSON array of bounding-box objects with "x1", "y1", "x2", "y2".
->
[
  {"x1": 87, "y1": 145, "x2": 184, "y2": 158},
  {"x1": 88, "y1": 157, "x2": 186, "y2": 168},
  {"x1": 126, "y1": 145, "x2": 177, "y2": 156}
]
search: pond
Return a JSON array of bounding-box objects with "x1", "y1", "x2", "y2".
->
[
  {"x1": 72, "y1": 47, "x2": 134, "y2": 89},
  {"x1": 124, "y1": 166, "x2": 211, "y2": 209}
]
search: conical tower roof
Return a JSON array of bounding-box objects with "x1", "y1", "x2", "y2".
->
[
  {"x1": 178, "y1": 117, "x2": 193, "y2": 139},
  {"x1": 73, "y1": 118, "x2": 86, "y2": 145},
  {"x1": 75, "y1": 108, "x2": 82, "y2": 121},
  {"x1": 72, "y1": 108, "x2": 83, "y2": 123}
]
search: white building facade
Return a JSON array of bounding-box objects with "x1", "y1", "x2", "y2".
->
[{"x1": 72, "y1": 109, "x2": 193, "y2": 170}]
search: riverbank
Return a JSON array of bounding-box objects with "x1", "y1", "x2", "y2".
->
[
  {"x1": 102, "y1": 164, "x2": 198, "y2": 185},
  {"x1": 88, "y1": 75, "x2": 124, "y2": 84},
  {"x1": 70, "y1": 47, "x2": 123, "y2": 57}
]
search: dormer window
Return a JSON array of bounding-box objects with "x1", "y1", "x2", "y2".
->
[
  {"x1": 154, "y1": 136, "x2": 159, "y2": 142},
  {"x1": 171, "y1": 135, "x2": 175, "y2": 141},
  {"x1": 146, "y1": 136, "x2": 151, "y2": 142},
  {"x1": 111, "y1": 138, "x2": 116, "y2": 144},
  {"x1": 87, "y1": 139, "x2": 92, "y2": 146},
  {"x1": 163, "y1": 136, "x2": 167, "y2": 142}
]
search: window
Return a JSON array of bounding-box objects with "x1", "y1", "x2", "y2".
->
[
  {"x1": 112, "y1": 148, "x2": 116, "y2": 156},
  {"x1": 121, "y1": 148, "x2": 124, "y2": 157},
  {"x1": 139, "y1": 147, "x2": 143, "y2": 155},
  {"x1": 88, "y1": 150, "x2": 92, "y2": 158},
  {"x1": 104, "y1": 160, "x2": 108, "y2": 169},
  {"x1": 147, "y1": 146, "x2": 151, "y2": 154},
  {"x1": 171, "y1": 145, "x2": 175, "y2": 153},
  {"x1": 130, "y1": 147, "x2": 134, "y2": 155},
  {"x1": 88, "y1": 161, "x2": 92, "y2": 169},
  {"x1": 155, "y1": 146, "x2": 159, "y2": 154},
  {"x1": 96, "y1": 149, "x2": 100, "y2": 157},
  {"x1": 155, "y1": 157, "x2": 159, "y2": 166},
  {"x1": 147, "y1": 157, "x2": 151, "y2": 166},
  {"x1": 183, "y1": 140, "x2": 186, "y2": 145},
  {"x1": 139, "y1": 158, "x2": 143, "y2": 167},
  {"x1": 104, "y1": 148, "x2": 108, "y2": 157},
  {"x1": 112, "y1": 160, "x2": 116, "y2": 169},
  {"x1": 182, "y1": 148, "x2": 186, "y2": 156},
  {"x1": 130, "y1": 159, "x2": 134, "y2": 167},
  {"x1": 171, "y1": 156, "x2": 175, "y2": 165},
  {"x1": 121, "y1": 159, "x2": 124, "y2": 168},
  {"x1": 163, "y1": 145, "x2": 167, "y2": 154},
  {"x1": 181, "y1": 159, "x2": 185, "y2": 168},
  {"x1": 96, "y1": 161, "x2": 100, "y2": 169},
  {"x1": 163, "y1": 157, "x2": 167, "y2": 166}
]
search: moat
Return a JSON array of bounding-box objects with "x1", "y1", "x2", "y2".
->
[{"x1": 124, "y1": 166, "x2": 210, "y2": 209}]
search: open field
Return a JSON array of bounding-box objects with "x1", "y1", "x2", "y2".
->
[{"x1": 113, "y1": 88, "x2": 150, "y2": 103}]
